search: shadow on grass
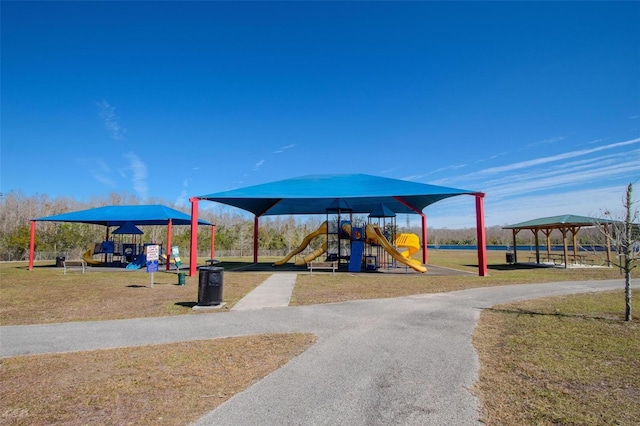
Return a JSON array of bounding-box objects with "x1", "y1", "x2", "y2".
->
[
  {"x1": 482, "y1": 307, "x2": 630, "y2": 323},
  {"x1": 175, "y1": 301, "x2": 198, "y2": 308},
  {"x1": 484, "y1": 263, "x2": 552, "y2": 271}
]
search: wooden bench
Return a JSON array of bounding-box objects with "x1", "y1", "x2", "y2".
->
[
  {"x1": 307, "y1": 261, "x2": 337, "y2": 274},
  {"x1": 63, "y1": 260, "x2": 86, "y2": 274}
]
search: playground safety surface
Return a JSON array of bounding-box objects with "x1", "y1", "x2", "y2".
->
[{"x1": 233, "y1": 262, "x2": 474, "y2": 276}]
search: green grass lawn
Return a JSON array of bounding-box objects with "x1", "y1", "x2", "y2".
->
[
  {"x1": 1, "y1": 251, "x2": 637, "y2": 425},
  {"x1": 474, "y1": 290, "x2": 639, "y2": 425}
]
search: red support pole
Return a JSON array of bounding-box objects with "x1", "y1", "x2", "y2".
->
[
  {"x1": 253, "y1": 216, "x2": 259, "y2": 264},
  {"x1": 166, "y1": 219, "x2": 173, "y2": 272},
  {"x1": 475, "y1": 193, "x2": 488, "y2": 277},
  {"x1": 421, "y1": 213, "x2": 428, "y2": 265},
  {"x1": 189, "y1": 198, "x2": 199, "y2": 277},
  {"x1": 28, "y1": 220, "x2": 36, "y2": 270},
  {"x1": 210, "y1": 225, "x2": 216, "y2": 260}
]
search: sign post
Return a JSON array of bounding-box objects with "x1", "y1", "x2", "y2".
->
[
  {"x1": 146, "y1": 245, "x2": 160, "y2": 288},
  {"x1": 171, "y1": 246, "x2": 182, "y2": 269}
]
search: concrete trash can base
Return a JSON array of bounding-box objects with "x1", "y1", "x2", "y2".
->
[{"x1": 198, "y1": 267, "x2": 224, "y2": 305}]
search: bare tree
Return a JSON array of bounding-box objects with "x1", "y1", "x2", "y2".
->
[{"x1": 599, "y1": 183, "x2": 639, "y2": 321}]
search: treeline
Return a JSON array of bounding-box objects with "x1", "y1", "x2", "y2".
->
[{"x1": 0, "y1": 191, "x2": 605, "y2": 261}]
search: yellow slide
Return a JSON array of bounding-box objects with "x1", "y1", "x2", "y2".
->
[
  {"x1": 395, "y1": 233, "x2": 420, "y2": 259},
  {"x1": 274, "y1": 221, "x2": 328, "y2": 266},
  {"x1": 82, "y1": 246, "x2": 104, "y2": 266},
  {"x1": 366, "y1": 224, "x2": 427, "y2": 273},
  {"x1": 294, "y1": 241, "x2": 328, "y2": 265}
]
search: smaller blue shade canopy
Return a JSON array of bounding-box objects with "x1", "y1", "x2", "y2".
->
[
  {"x1": 369, "y1": 203, "x2": 397, "y2": 218},
  {"x1": 112, "y1": 221, "x2": 144, "y2": 235},
  {"x1": 34, "y1": 205, "x2": 212, "y2": 226},
  {"x1": 197, "y1": 174, "x2": 477, "y2": 216}
]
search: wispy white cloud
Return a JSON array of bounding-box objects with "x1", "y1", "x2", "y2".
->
[
  {"x1": 528, "y1": 135, "x2": 565, "y2": 147},
  {"x1": 423, "y1": 137, "x2": 640, "y2": 228},
  {"x1": 174, "y1": 179, "x2": 190, "y2": 207},
  {"x1": 434, "y1": 138, "x2": 640, "y2": 188},
  {"x1": 403, "y1": 164, "x2": 467, "y2": 182},
  {"x1": 254, "y1": 159, "x2": 265, "y2": 170},
  {"x1": 83, "y1": 158, "x2": 116, "y2": 187},
  {"x1": 477, "y1": 150, "x2": 640, "y2": 200},
  {"x1": 402, "y1": 174, "x2": 427, "y2": 181},
  {"x1": 426, "y1": 184, "x2": 637, "y2": 229},
  {"x1": 174, "y1": 190, "x2": 188, "y2": 207},
  {"x1": 486, "y1": 160, "x2": 640, "y2": 200},
  {"x1": 123, "y1": 152, "x2": 148, "y2": 199},
  {"x1": 476, "y1": 137, "x2": 640, "y2": 176},
  {"x1": 97, "y1": 100, "x2": 126, "y2": 141},
  {"x1": 274, "y1": 144, "x2": 295, "y2": 153}
]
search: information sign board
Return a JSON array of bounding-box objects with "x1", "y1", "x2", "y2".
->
[{"x1": 146, "y1": 245, "x2": 160, "y2": 261}]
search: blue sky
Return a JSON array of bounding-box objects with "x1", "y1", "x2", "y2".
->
[{"x1": 2, "y1": 1, "x2": 639, "y2": 228}]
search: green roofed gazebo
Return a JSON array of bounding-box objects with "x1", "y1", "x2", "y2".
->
[
  {"x1": 503, "y1": 214, "x2": 613, "y2": 267},
  {"x1": 189, "y1": 174, "x2": 488, "y2": 276},
  {"x1": 28, "y1": 205, "x2": 212, "y2": 271}
]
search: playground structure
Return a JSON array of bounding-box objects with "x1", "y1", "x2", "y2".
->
[
  {"x1": 81, "y1": 221, "x2": 170, "y2": 270},
  {"x1": 274, "y1": 202, "x2": 427, "y2": 273},
  {"x1": 29, "y1": 204, "x2": 214, "y2": 273}
]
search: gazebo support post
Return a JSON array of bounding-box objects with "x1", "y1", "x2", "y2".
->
[
  {"x1": 189, "y1": 198, "x2": 199, "y2": 277},
  {"x1": 475, "y1": 193, "x2": 488, "y2": 276},
  {"x1": 28, "y1": 220, "x2": 36, "y2": 270},
  {"x1": 570, "y1": 226, "x2": 580, "y2": 264},
  {"x1": 561, "y1": 227, "x2": 569, "y2": 269},
  {"x1": 511, "y1": 229, "x2": 518, "y2": 264},
  {"x1": 531, "y1": 229, "x2": 540, "y2": 264},
  {"x1": 543, "y1": 229, "x2": 552, "y2": 262},
  {"x1": 166, "y1": 219, "x2": 172, "y2": 272},
  {"x1": 254, "y1": 216, "x2": 259, "y2": 264}
]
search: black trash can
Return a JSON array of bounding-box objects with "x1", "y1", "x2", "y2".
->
[
  {"x1": 55, "y1": 256, "x2": 66, "y2": 267},
  {"x1": 506, "y1": 252, "x2": 514, "y2": 264},
  {"x1": 198, "y1": 266, "x2": 224, "y2": 306}
]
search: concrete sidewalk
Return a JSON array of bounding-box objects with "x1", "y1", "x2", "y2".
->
[
  {"x1": 231, "y1": 273, "x2": 297, "y2": 311},
  {"x1": 2, "y1": 279, "x2": 637, "y2": 425}
]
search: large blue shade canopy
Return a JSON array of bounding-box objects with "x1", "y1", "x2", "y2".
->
[
  {"x1": 34, "y1": 205, "x2": 211, "y2": 226},
  {"x1": 197, "y1": 174, "x2": 477, "y2": 216}
]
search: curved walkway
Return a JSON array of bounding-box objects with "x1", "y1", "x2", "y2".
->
[{"x1": 2, "y1": 279, "x2": 637, "y2": 425}]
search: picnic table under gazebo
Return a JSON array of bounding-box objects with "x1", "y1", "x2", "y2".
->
[{"x1": 502, "y1": 214, "x2": 613, "y2": 268}]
